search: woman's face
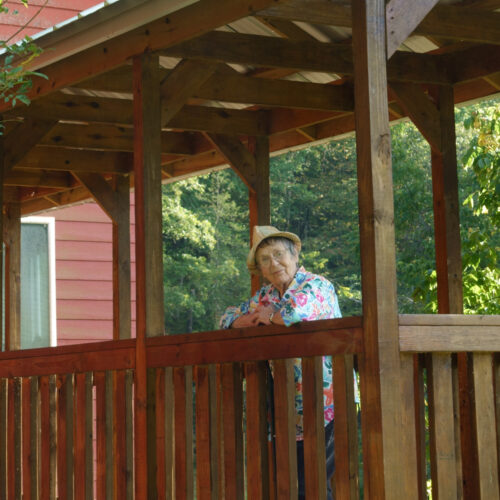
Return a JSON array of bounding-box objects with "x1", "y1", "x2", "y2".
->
[{"x1": 256, "y1": 240, "x2": 299, "y2": 293}]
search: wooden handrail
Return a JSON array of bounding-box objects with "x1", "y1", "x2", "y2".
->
[
  {"x1": 399, "y1": 314, "x2": 500, "y2": 352},
  {"x1": 0, "y1": 317, "x2": 362, "y2": 378}
]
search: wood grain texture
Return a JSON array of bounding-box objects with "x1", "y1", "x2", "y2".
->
[
  {"x1": 301, "y1": 357, "x2": 326, "y2": 499},
  {"x1": 400, "y1": 325, "x2": 500, "y2": 352},
  {"x1": 0, "y1": 0, "x2": 291, "y2": 110},
  {"x1": 472, "y1": 353, "x2": 500, "y2": 499},
  {"x1": 160, "y1": 59, "x2": 217, "y2": 127},
  {"x1": 221, "y1": 363, "x2": 244, "y2": 500},
  {"x1": 427, "y1": 354, "x2": 458, "y2": 499},
  {"x1": 352, "y1": 0, "x2": 406, "y2": 496},
  {"x1": 195, "y1": 365, "x2": 212, "y2": 500},
  {"x1": 74, "y1": 373, "x2": 87, "y2": 500},
  {"x1": 94, "y1": 372, "x2": 107, "y2": 500},
  {"x1": 244, "y1": 361, "x2": 269, "y2": 500},
  {"x1": 390, "y1": 83, "x2": 441, "y2": 151},
  {"x1": 386, "y1": 0, "x2": 439, "y2": 57},
  {"x1": 272, "y1": 359, "x2": 298, "y2": 500}
]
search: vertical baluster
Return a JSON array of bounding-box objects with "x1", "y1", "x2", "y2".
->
[
  {"x1": 105, "y1": 371, "x2": 113, "y2": 500},
  {"x1": 245, "y1": 361, "x2": 269, "y2": 500},
  {"x1": 74, "y1": 372, "x2": 86, "y2": 500},
  {"x1": 414, "y1": 355, "x2": 427, "y2": 500},
  {"x1": 333, "y1": 355, "x2": 360, "y2": 500},
  {"x1": 85, "y1": 374, "x2": 93, "y2": 500},
  {"x1": 174, "y1": 366, "x2": 195, "y2": 499},
  {"x1": 495, "y1": 354, "x2": 500, "y2": 485},
  {"x1": 22, "y1": 378, "x2": 32, "y2": 500},
  {"x1": 113, "y1": 371, "x2": 126, "y2": 499},
  {"x1": 165, "y1": 367, "x2": 175, "y2": 500},
  {"x1": 7, "y1": 377, "x2": 21, "y2": 499},
  {"x1": 472, "y1": 353, "x2": 499, "y2": 498},
  {"x1": 0, "y1": 379, "x2": 7, "y2": 499},
  {"x1": 427, "y1": 354, "x2": 457, "y2": 500},
  {"x1": 221, "y1": 363, "x2": 244, "y2": 499},
  {"x1": 31, "y1": 377, "x2": 40, "y2": 499},
  {"x1": 57, "y1": 375, "x2": 68, "y2": 500},
  {"x1": 94, "y1": 372, "x2": 106, "y2": 500},
  {"x1": 156, "y1": 368, "x2": 166, "y2": 500},
  {"x1": 273, "y1": 359, "x2": 297, "y2": 500},
  {"x1": 195, "y1": 365, "x2": 211, "y2": 500},
  {"x1": 208, "y1": 365, "x2": 219, "y2": 499},
  {"x1": 302, "y1": 356, "x2": 326, "y2": 499},
  {"x1": 49, "y1": 376, "x2": 57, "y2": 500},
  {"x1": 40, "y1": 375, "x2": 50, "y2": 500}
]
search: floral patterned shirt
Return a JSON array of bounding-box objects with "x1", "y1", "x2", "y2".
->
[{"x1": 220, "y1": 267, "x2": 341, "y2": 440}]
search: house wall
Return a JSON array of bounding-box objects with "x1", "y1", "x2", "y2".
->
[
  {"x1": 1, "y1": 0, "x2": 102, "y2": 42},
  {"x1": 40, "y1": 197, "x2": 137, "y2": 346}
]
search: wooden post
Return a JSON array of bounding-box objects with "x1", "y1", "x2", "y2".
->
[
  {"x1": 352, "y1": 1, "x2": 416, "y2": 498},
  {"x1": 3, "y1": 201, "x2": 22, "y2": 500},
  {"x1": 133, "y1": 52, "x2": 164, "y2": 500},
  {"x1": 430, "y1": 85, "x2": 469, "y2": 499}
]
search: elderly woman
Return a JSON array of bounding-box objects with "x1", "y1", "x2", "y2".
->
[{"x1": 220, "y1": 225, "x2": 340, "y2": 500}]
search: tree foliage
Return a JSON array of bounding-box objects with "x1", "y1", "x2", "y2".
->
[
  {"x1": 0, "y1": 0, "x2": 47, "y2": 112},
  {"x1": 162, "y1": 98, "x2": 499, "y2": 332}
]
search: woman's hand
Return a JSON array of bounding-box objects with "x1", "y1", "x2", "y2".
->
[
  {"x1": 253, "y1": 305, "x2": 284, "y2": 326},
  {"x1": 231, "y1": 312, "x2": 260, "y2": 328}
]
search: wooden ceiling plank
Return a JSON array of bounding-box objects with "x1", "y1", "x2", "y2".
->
[
  {"x1": 390, "y1": 82, "x2": 441, "y2": 151},
  {"x1": 254, "y1": 16, "x2": 319, "y2": 41},
  {"x1": 206, "y1": 133, "x2": 257, "y2": 191},
  {"x1": 483, "y1": 72, "x2": 500, "y2": 91},
  {"x1": 17, "y1": 147, "x2": 133, "y2": 174},
  {"x1": 5, "y1": 169, "x2": 73, "y2": 189},
  {"x1": 166, "y1": 31, "x2": 450, "y2": 85},
  {"x1": 259, "y1": 2, "x2": 500, "y2": 44},
  {"x1": 0, "y1": 0, "x2": 291, "y2": 113},
  {"x1": 72, "y1": 172, "x2": 120, "y2": 221},
  {"x1": 386, "y1": 0, "x2": 440, "y2": 58},
  {"x1": 160, "y1": 59, "x2": 218, "y2": 126},
  {"x1": 3, "y1": 118, "x2": 58, "y2": 173},
  {"x1": 196, "y1": 73, "x2": 355, "y2": 111}
]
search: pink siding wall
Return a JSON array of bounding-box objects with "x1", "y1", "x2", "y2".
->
[
  {"x1": 1, "y1": 0, "x2": 102, "y2": 42},
  {"x1": 41, "y1": 198, "x2": 137, "y2": 346}
]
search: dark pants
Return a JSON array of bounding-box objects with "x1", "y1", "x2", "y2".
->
[{"x1": 296, "y1": 420, "x2": 335, "y2": 499}]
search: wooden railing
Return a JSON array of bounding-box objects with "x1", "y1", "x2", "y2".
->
[
  {"x1": 0, "y1": 314, "x2": 498, "y2": 499},
  {"x1": 399, "y1": 314, "x2": 500, "y2": 500},
  {"x1": 0, "y1": 317, "x2": 363, "y2": 499}
]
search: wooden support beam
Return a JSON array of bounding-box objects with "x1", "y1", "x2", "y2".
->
[
  {"x1": 5, "y1": 169, "x2": 74, "y2": 188},
  {"x1": 390, "y1": 83, "x2": 441, "y2": 151},
  {"x1": 40, "y1": 123, "x2": 196, "y2": 156},
  {"x1": 259, "y1": 2, "x2": 500, "y2": 44},
  {"x1": 3, "y1": 118, "x2": 57, "y2": 173},
  {"x1": 196, "y1": 72, "x2": 355, "y2": 112},
  {"x1": 133, "y1": 52, "x2": 164, "y2": 500},
  {"x1": 13, "y1": 93, "x2": 269, "y2": 136},
  {"x1": 386, "y1": 0, "x2": 439, "y2": 58},
  {"x1": 443, "y1": 44, "x2": 500, "y2": 84},
  {"x1": 160, "y1": 59, "x2": 218, "y2": 126},
  {"x1": 17, "y1": 147, "x2": 133, "y2": 174},
  {"x1": 0, "y1": 0, "x2": 292, "y2": 112},
  {"x1": 352, "y1": 0, "x2": 416, "y2": 498},
  {"x1": 166, "y1": 31, "x2": 451, "y2": 85},
  {"x1": 206, "y1": 133, "x2": 257, "y2": 191}
]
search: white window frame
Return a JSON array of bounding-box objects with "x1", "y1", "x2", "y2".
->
[{"x1": 21, "y1": 216, "x2": 57, "y2": 347}]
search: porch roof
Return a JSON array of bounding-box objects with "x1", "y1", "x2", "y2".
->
[{"x1": 1, "y1": 0, "x2": 499, "y2": 215}]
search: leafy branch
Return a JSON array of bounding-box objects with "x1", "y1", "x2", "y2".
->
[{"x1": 0, "y1": 0, "x2": 48, "y2": 108}]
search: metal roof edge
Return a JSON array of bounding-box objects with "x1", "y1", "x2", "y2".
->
[{"x1": 25, "y1": 0, "x2": 198, "y2": 71}]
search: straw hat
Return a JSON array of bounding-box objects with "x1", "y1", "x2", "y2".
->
[{"x1": 247, "y1": 225, "x2": 301, "y2": 274}]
